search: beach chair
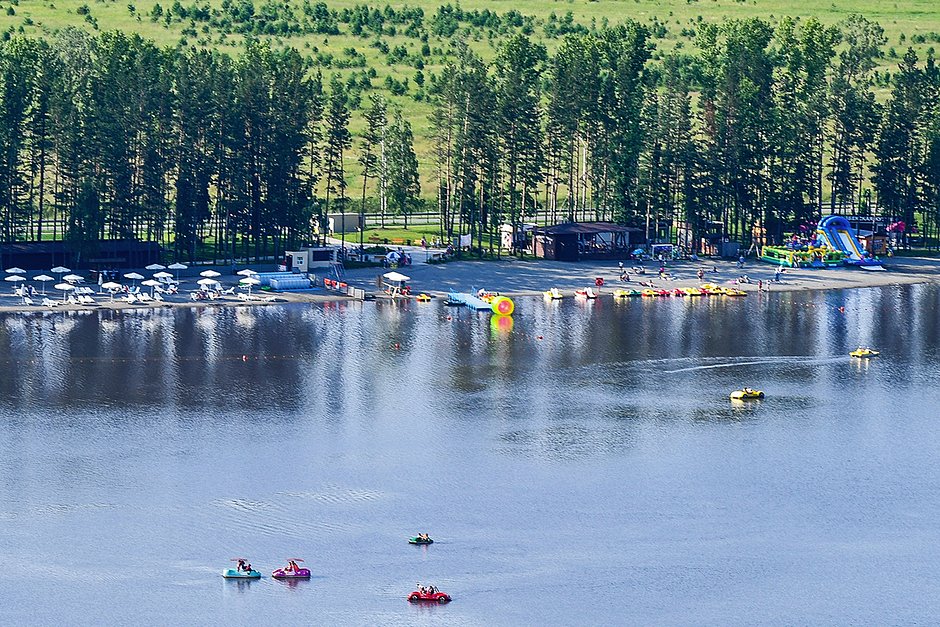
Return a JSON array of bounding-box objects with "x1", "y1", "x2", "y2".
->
[
  {"x1": 23, "y1": 297, "x2": 34, "y2": 306},
  {"x1": 122, "y1": 294, "x2": 137, "y2": 304},
  {"x1": 67, "y1": 294, "x2": 78, "y2": 305},
  {"x1": 83, "y1": 295, "x2": 97, "y2": 305},
  {"x1": 42, "y1": 298, "x2": 56, "y2": 308},
  {"x1": 221, "y1": 286, "x2": 235, "y2": 295},
  {"x1": 138, "y1": 293, "x2": 152, "y2": 302},
  {"x1": 260, "y1": 295, "x2": 276, "y2": 302},
  {"x1": 153, "y1": 292, "x2": 164, "y2": 302}
]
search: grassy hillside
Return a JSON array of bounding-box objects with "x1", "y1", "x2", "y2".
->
[{"x1": 3, "y1": 0, "x2": 940, "y2": 199}]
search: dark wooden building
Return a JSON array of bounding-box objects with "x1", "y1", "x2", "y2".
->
[
  {"x1": 532, "y1": 222, "x2": 643, "y2": 261},
  {"x1": 0, "y1": 240, "x2": 162, "y2": 270}
]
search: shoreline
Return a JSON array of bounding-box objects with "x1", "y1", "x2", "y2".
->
[{"x1": 2, "y1": 255, "x2": 939, "y2": 314}]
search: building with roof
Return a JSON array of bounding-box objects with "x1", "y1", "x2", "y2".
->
[{"x1": 531, "y1": 222, "x2": 644, "y2": 261}]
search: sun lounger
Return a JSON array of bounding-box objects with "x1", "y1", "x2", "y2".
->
[
  {"x1": 42, "y1": 298, "x2": 56, "y2": 308},
  {"x1": 138, "y1": 293, "x2": 152, "y2": 302},
  {"x1": 221, "y1": 287, "x2": 235, "y2": 295},
  {"x1": 153, "y1": 292, "x2": 164, "y2": 302},
  {"x1": 23, "y1": 297, "x2": 34, "y2": 306},
  {"x1": 260, "y1": 295, "x2": 276, "y2": 302},
  {"x1": 67, "y1": 295, "x2": 78, "y2": 305}
]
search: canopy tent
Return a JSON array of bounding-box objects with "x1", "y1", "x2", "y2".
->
[{"x1": 382, "y1": 271, "x2": 410, "y2": 298}]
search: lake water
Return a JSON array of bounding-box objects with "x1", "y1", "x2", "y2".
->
[{"x1": 1, "y1": 285, "x2": 939, "y2": 625}]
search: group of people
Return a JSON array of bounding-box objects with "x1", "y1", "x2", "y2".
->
[
  {"x1": 236, "y1": 559, "x2": 254, "y2": 573},
  {"x1": 417, "y1": 583, "x2": 439, "y2": 595},
  {"x1": 415, "y1": 532, "x2": 431, "y2": 542},
  {"x1": 282, "y1": 560, "x2": 301, "y2": 573}
]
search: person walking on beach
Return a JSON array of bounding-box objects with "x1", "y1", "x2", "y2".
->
[
  {"x1": 697, "y1": 268, "x2": 704, "y2": 282},
  {"x1": 774, "y1": 266, "x2": 783, "y2": 282},
  {"x1": 738, "y1": 255, "x2": 745, "y2": 269}
]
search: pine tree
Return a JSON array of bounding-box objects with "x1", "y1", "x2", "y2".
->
[
  {"x1": 385, "y1": 108, "x2": 420, "y2": 229},
  {"x1": 323, "y1": 74, "x2": 352, "y2": 249},
  {"x1": 358, "y1": 94, "x2": 386, "y2": 244}
]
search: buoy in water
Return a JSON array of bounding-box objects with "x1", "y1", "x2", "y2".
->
[{"x1": 491, "y1": 296, "x2": 515, "y2": 316}]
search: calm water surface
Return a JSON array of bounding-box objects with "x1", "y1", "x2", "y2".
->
[{"x1": 1, "y1": 285, "x2": 939, "y2": 625}]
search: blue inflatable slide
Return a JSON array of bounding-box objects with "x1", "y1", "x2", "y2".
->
[{"x1": 815, "y1": 215, "x2": 883, "y2": 270}]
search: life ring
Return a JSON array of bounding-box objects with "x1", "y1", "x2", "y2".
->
[{"x1": 595, "y1": 277, "x2": 604, "y2": 286}]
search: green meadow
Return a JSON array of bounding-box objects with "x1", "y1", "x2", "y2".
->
[{"x1": 4, "y1": 0, "x2": 939, "y2": 198}]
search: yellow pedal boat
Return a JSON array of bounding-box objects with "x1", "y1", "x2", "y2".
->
[
  {"x1": 729, "y1": 388, "x2": 765, "y2": 400},
  {"x1": 850, "y1": 347, "x2": 880, "y2": 358}
]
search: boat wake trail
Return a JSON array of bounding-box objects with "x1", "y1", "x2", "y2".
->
[{"x1": 664, "y1": 356, "x2": 842, "y2": 373}]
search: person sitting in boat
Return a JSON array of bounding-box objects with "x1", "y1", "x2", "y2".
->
[{"x1": 236, "y1": 559, "x2": 248, "y2": 572}]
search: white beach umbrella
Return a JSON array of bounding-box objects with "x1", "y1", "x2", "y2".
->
[
  {"x1": 199, "y1": 270, "x2": 221, "y2": 278},
  {"x1": 5, "y1": 267, "x2": 25, "y2": 275},
  {"x1": 145, "y1": 263, "x2": 166, "y2": 271},
  {"x1": 141, "y1": 279, "x2": 159, "y2": 296},
  {"x1": 63, "y1": 273, "x2": 84, "y2": 283},
  {"x1": 55, "y1": 282, "x2": 75, "y2": 302},
  {"x1": 196, "y1": 278, "x2": 220, "y2": 287},
  {"x1": 101, "y1": 281, "x2": 122, "y2": 302},
  {"x1": 51, "y1": 266, "x2": 70, "y2": 276},
  {"x1": 168, "y1": 262, "x2": 187, "y2": 280},
  {"x1": 236, "y1": 269, "x2": 258, "y2": 277},
  {"x1": 153, "y1": 271, "x2": 173, "y2": 279},
  {"x1": 124, "y1": 272, "x2": 144, "y2": 287},
  {"x1": 33, "y1": 274, "x2": 53, "y2": 295},
  {"x1": 5, "y1": 276, "x2": 25, "y2": 293},
  {"x1": 239, "y1": 275, "x2": 260, "y2": 297}
]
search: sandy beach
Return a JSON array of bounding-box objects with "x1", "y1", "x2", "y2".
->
[
  {"x1": 338, "y1": 254, "x2": 940, "y2": 299},
  {"x1": 1, "y1": 255, "x2": 938, "y2": 314}
]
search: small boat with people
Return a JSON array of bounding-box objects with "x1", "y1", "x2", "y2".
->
[
  {"x1": 409, "y1": 533, "x2": 433, "y2": 545},
  {"x1": 272, "y1": 559, "x2": 311, "y2": 579},
  {"x1": 850, "y1": 347, "x2": 880, "y2": 358},
  {"x1": 223, "y1": 558, "x2": 262, "y2": 579},
  {"x1": 415, "y1": 293, "x2": 432, "y2": 302},
  {"x1": 729, "y1": 388, "x2": 765, "y2": 401},
  {"x1": 409, "y1": 584, "x2": 451, "y2": 604},
  {"x1": 543, "y1": 288, "x2": 563, "y2": 300}
]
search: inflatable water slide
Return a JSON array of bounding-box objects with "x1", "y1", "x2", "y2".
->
[{"x1": 815, "y1": 215, "x2": 883, "y2": 270}]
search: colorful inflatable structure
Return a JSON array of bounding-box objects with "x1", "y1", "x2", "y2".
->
[
  {"x1": 815, "y1": 215, "x2": 883, "y2": 270},
  {"x1": 761, "y1": 215, "x2": 883, "y2": 270}
]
